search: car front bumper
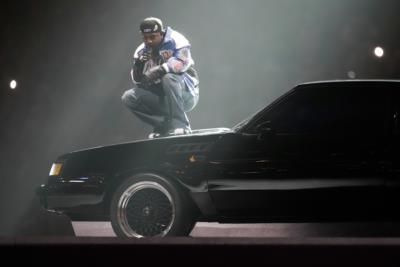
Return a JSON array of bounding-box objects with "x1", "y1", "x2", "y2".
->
[{"x1": 36, "y1": 176, "x2": 109, "y2": 220}]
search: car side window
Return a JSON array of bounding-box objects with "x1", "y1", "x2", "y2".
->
[
  {"x1": 265, "y1": 87, "x2": 339, "y2": 134},
  {"x1": 336, "y1": 87, "x2": 388, "y2": 136},
  {"x1": 253, "y1": 86, "x2": 388, "y2": 136}
]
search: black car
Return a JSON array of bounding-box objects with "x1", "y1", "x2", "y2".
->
[{"x1": 38, "y1": 80, "x2": 400, "y2": 238}]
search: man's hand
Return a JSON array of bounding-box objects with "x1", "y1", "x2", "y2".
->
[
  {"x1": 140, "y1": 75, "x2": 152, "y2": 89},
  {"x1": 138, "y1": 49, "x2": 152, "y2": 63},
  {"x1": 143, "y1": 65, "x2": 167, "y2": 84},
  {"x1": 140, "y1": 65, "x2": 166, "y2": 89}
]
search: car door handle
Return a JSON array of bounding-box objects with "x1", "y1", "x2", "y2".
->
[{"x1": 330, "y1": 152, "x2": 344, "y2": 157}]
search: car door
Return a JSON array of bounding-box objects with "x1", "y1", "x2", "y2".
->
[
  {"x1": 207, "y1": 84, "x2": 390, "y2": 221},
  {"x1": 270, "y1": 85, "x2": 391, "y2": 220},
  {"x1": 317, "y1": 84, "x2": 391, "y2": 219}
]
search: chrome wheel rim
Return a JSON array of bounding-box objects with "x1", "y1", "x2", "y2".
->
[{"x1": 117, "y1": 181, "x2": 175, "y2": 238}]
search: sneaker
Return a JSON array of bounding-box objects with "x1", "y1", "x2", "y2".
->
[
  {"x1": 148, "y1": 124, "x2": 169, "y2": 139},
  {"x1": 148, "y1": 132, "x2": 163, "y2": 139},
  {"x1": 169, "y1": 127, "x2": 192, "y2": 136}
]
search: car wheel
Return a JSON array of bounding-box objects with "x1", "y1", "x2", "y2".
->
[{"x1": 110, "y1": 173, "x2": 196, "y2": 238}]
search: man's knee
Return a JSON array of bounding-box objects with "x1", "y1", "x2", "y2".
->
[
  {"x1": 121, "y1": 89, "x2": 140, "y2": 109},
  {"x1": 162, "y1": 74, "x2": 185, "y2": 98}
]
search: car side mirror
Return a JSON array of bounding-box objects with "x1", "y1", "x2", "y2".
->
[{"x1": 255, "y1": 121, "x2": 275, "y2": 140}]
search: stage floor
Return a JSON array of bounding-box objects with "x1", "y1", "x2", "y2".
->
[{"x1": 72, "y1": 221, "x2": 400, "y2": 237}]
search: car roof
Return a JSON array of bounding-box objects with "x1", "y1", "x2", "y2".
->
[{"x1": 298, "y1": 79, "x2": 400, "y2": 87}]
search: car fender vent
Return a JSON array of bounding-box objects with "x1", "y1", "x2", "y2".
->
[{"x1": 166, "y1": 142, "x2": 212, "y2": 154}]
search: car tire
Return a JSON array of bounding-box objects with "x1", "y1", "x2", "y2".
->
[{"x1": 110, "y1": 173, "x2": 196, "y2": 238}]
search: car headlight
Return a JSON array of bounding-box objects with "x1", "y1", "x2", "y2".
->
[{"x1": 49, "y1": 163, "x2": 63, "y2": 176}]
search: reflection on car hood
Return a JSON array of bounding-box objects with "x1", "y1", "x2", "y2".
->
[
  {"x1": 190, "y1": 127, "x2": 231, "y2": 135},
  {"x1": 68, "y1": 127, "x2": 232, "y2": 155}
]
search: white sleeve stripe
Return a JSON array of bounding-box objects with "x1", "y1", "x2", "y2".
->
[
  {"x1": 133, "y1": 43, "x2": 145, "y2": 59},
  {"x1": 161, "y1": 63, "x2": 169, "y2": 73}
]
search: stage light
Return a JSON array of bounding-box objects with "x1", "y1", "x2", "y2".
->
[
  {"x1": 10, "y1": 80, "x2": 17, "y2": 90},
  {"x1": 347, "y1": 70, "x2": 356, "y2": 79},
  {"x1": 374, "y1": 46, "x2": 384, "y2": 58}
]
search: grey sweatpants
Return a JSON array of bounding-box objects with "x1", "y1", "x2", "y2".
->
[{"x1": 122, "y1": 73, "x2": 199, "y2": 131}]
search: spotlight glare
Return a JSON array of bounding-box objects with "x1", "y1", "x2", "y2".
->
[
  {"x1": 374, "y1": 46, "x2": 384, "y2": 58},
  {"x1": 10, "y1": 80, "x2": 17, "y2": 90}
]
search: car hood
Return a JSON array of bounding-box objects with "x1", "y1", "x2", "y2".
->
[{"x1": 57, "y1": 127, "x2": 232, "y2": 160}]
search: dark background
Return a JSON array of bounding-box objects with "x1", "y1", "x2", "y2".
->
[{"x1": 1, "y1": 0, "x2": 400, "y2": 235}]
